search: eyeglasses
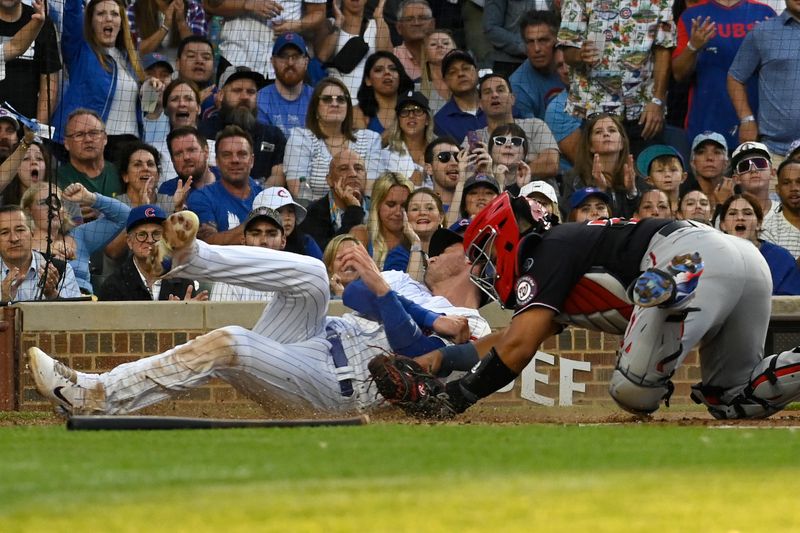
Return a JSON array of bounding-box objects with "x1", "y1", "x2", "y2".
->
[
  {"x1": 66, "y1": 129, "x2": 105, "y2": 141},
  {"x1": 492, "y1": 136, "x2": 525, "y2": 147},
  {"x1": 320, "y1": 94, "x2": 348, "y2": 105},
  {"x1": 276, "y1": 53, "x2": 305, "y2": 63},
  {"x1": 399, "y1": 15, "x2": 432, "y2": 23},
  {"x1": 436, "y1": 151, "x2": 459, "y2": 163},
  {"x1": 735, "y1": 157, "x2": 770, "y2": 174},
  {"x1": 399, "y1": 106, "x2": 426, "y2": 118},
  {"x1": 132, "y1": 230, "x2": 163, "y2": 242}
]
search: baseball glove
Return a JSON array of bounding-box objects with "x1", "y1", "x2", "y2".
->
[{"x1": 368, "y1": 354, "x2": 457, "y2": 420}]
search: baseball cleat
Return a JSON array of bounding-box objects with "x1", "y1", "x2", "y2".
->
[
  {"x1": 633, "y1": 252, "x2": 704, "y2": 308},
  {"x1": 144, "y1": 210, "x2": 199, "y2": 277},
  {"x1": 27, "y1": 347, "x2": 80, "y2": 414}
]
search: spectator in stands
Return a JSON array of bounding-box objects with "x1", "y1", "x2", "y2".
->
[
  {"x1": 677, "y1": 189, "x2": 713, "y2": 225},
  {"x1": 510, "y1": 10, "x2": 565, "y2": 120},
  {"x1": 0, "y1": 205, "x2": 80, "y2": 302},
  {"x1": 383, "y1": 186, "x2": 444, "y2": 280},
  {"x1": 636, "y1": 144, "x2": 687, "y2": 213},
  {"x1": 0, "y1": 109, "x2": 19, "y2": 164},
  {"x1": 21, "y1": 182, "x2": 130, "y2": 295},
  {"x1": 141, "y1": 52, "x2": 174, "y2": 85},
  {"x1": 0, "y1": 0, "x2": 60, "y2": 122},
  {"x1": 424, "y1": 136, "x2": 462, "y2": 213},
  {"x1": 210, "y1": 205, "x2": 286, "y2": 301},
  {"x1": 683, "y1": 131, "x2": 731, "y2": 214},
  {"x1": 418, "y1": 29, "x2": 456, "y2": 114},
  {"x1": 719, "y1": 191, "x2": 800, "y2": 295},
  {"x1": 672, "y1": 0, "x2": 775, "y2": 151},
  {"x1": 57, "y1": 110, "x2": 123, "y2": 209},
  {"x1": 324, "y1": 233, "x2": 363, "y2": 297},
  {"x1": 0, "y1": 0, "x2": 48, "y2": 85},
  {"x1": 256, "y1": 33, "x2": 313, "y2": 136},
  {"x1": 298, "y1": 148, "x2": 368, "y2": 252},
  {"x1": 187, "y1": 125, "x2": 263, "y2": 244},
  {"x1": 319, "y1": 0, "x2": 390, "y2": 101},
  {"x1": 544, "y1": 48, "x2": 581, "y2": 172},
  {"x1": 390, "y1": 0, "x2": 434, "y2": 81},
  {"x1": 728, "y1": 0, "x2": 800, "y2": 161},
  {"x1": 485, "y1": 1, "x2": 553, "y2": 79},
  {"x1": 788, "y1": 139, "x2": 800, "y2": 163},
  {"x1": 354, "y1": 51, "x2": 414, "y2": 134},
  {"x1": 199, "y1": 66, "x2": 286, "y2": 185},
  {"x1": 115, "y1": 141, "x2": 174, "y2": 211},
  {"x1": 558, "y1": 0, "x2": 675, "y2": 152},
  {"x1": 367, "y1": 171, "x2": 414, "y2": 268},
  {"x1": 0, "y1": 128, "x2": 41, "y2": 206},
  {"x1": 251, "y1": 187, "x2": 322, "y2": 258},
  {"x1": 207, "y1": 0, "x2": 326, "y2": 81},
  {"x1": 96, "y1": 204, "x2": 206, "y2": 300},
  {"x1": 380, "y1": 90, "x2": 434, "y2": 185},
  {"x1": 159, "y1": 126, "x2": 216, "y2": 203},
  {"x1": 635, "y1": 188, "x2": 673, "y2": 219},
  {"x1": 561, "y1": 113, "x2": 641, "y2": 219},
  {"x1": 127, "y1": 0, "x2": 206, "y2": 60},
  {"x1": 568, "y1": 186, "x2": 612, "y2": 222},
  {"x1": 731, "y1": 141, "x2": 777, "y2": 224},
  {"x1": 284, "y1": 78, "x2": 381, "y2": 202},
  {"x1": 762, "y1": 159, "x2": 800, "y2": 258},
  {"x1": 519, "y1": 179, "x2": 559, "y2": 217},
  {"x1": 474, "y1": 73, "x2": 559, "y2": 182},
  {"x1": 455, "y1": 173, "x2": 500, "y2": 226},
  {"x1": 175, "y1": 35, "x2": 216, "y2": 112},
  {"x1": 52, "y1": 0, "x2": 163, "y2": 156},
  {"x1": 434, "y1": 50, "x2": 486, "y2": 142},
  {"x1": 487, "y1": 123, "x2": 531, "y2": 194}
]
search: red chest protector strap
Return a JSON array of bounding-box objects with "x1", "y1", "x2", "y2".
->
[{"x1": 558, "y1": 271, "x2": 634, "y2": 335}]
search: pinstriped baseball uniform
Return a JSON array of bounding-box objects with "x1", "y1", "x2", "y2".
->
[{"x1": 77, "y1": 242, "x2": 490, "y2": 415}]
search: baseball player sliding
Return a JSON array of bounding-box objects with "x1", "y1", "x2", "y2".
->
[
  {"x1": 27, "y1": 211, "x2": 490, "y2": 415},
  {"x1": 371, "y1": 193, "x2": 800, "y2": 420}
]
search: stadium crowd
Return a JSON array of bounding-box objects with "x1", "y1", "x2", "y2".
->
[{"x1": 0, "y1": 0, "x2": 800, "y2": 303}]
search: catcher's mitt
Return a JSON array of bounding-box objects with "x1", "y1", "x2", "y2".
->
[{"x1": 368, "y1": 354, "x2": 457, "y2": 420}]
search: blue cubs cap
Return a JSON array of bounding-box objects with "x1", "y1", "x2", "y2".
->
[
  {"x1": 142, "y1": 53, "x2": 173, "y2": 73},
  {"x1": 272, "y1": 32, "x2": 308, "y2": 56},
  {"x1": 127, "y1": 204, "x2": 167, "y2": 232},
  {"x1": 636, "y1": 144, "x2": 685, "y2": 177},
  {"x1": 569, "y1": 187, "x2": 611, "y2": 210}
]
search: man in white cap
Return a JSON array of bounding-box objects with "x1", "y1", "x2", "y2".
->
[
  {"x1": 730, "y1": 141, "x2": 777, "y2": 225},
  {"x1": 250, "y1": 186, "x2": 322, "y2": 258},
  {"x1": 519, "y1": 180, "x2": 559, "y2": 218}
]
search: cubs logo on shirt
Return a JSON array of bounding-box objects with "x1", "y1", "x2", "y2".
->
[{"x1": 515, "y1": 276, "x2": 537, "y2": 306}]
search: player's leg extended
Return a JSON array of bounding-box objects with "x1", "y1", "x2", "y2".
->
[{"x1": 28, "y1": 326, "x2": 349, "y2": 415}]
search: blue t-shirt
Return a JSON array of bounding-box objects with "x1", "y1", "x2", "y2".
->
[
  {"x1": 433, "y1": 99, "x2": 487, "y2": 145},
  {"x1": 761, "y1": 239, "x2": 800, "y2": 295},
  {"x1": 186, "y1": 178, "x2": 264, "y2": 232},
  {"x1": 383, "y1": 245, "x2": 410, "y2": 272},
  {"x1": 544, "y1": 89, "x2": 581, "y2": 174},
  {"x1": 676, "y1": 0, "x2": 775, "y2": 149},
  {"x1": 256, "y1": 84, "x2": 313, "y2": 136},
  {"x1": 509, "y1": 60, "x2": 566, "y2": 119}
]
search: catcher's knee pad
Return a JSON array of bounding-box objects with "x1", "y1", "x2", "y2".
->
[
  {"x1": 748, "y1": 347, "x2": 800, "y2": 412},
  {"x1": 609, "y1": 369, "x2": 671, "y2": 416}
]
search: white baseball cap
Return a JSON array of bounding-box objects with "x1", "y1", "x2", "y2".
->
[
  {"x1": 252, "y1": 187, "x2": 307, "y2": 225},
  {"x1": 731, "y1": 141, "x2": 772, "y2": 168},
  {"x1": 519, "y1": 181, "x2": 558, "y2": 205}
]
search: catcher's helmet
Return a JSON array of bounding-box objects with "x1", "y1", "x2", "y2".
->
[{"x1": 463, "y1": 192, "x2": 552, "y2": 307}]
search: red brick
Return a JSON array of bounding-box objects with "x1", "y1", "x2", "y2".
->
[
  {"x1": 53, "y1": 333, "x2": 68, "y2": 354},
  {"x1": 69, "y1": 333, "x2": 84, "y2": 354},
  {"x1": 114, "y1": 333, "x2": 128, "y2": 353},
  {"x1": 129, "y1": 333, "x2": 143, "y2": 353},
  {"x1": 158, "y1": 332, "x2": 173, "y2": 352},
  {"x1": 99, "y1": 333, "x2": 113, "y2": 353},
  {"x1": 37, "y1": 334, "x2": 52, "y2": 352},
  {"x1": 95, "y1": 355, "x2": 137, "y2": 370},
  {"x1": 71, "y1": 356, "x2": 94, "y2": 371}
]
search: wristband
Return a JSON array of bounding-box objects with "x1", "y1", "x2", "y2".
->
[
  {"x1": 650, "y1": 97, "x2": 664, "y2": 107},
  {"x1": 687, "y1": 42, "x2": 698, "y2": 52},
  {"x1": 437, "y1": 342, "x2": 480, "y2": 375},
  {"x1": 160, "y1": 23, "x2": 169, "y2": 32},
  {"x1": 740, "y1": 115, "x2": 755, "y2": 124},
  {"x1": 410, "y1": 243, "x2": 422, "y2": 253}
]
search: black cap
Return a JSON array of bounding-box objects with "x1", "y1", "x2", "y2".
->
[
  {"x1": 441, "y1": 49, "x2": 477, "y2": 77},
  {"x1": 428, "y1": 227, "x2": 463, "y2": 258},
  {"x1": 243, "y1": 206, "x2": 284, "y2": 233},
  {"x1": 396, "y1": 91, "x2": 430, "y2": 114},
  {"x1": 463, "y1": 173, "x2": 500, "y2": 195},
  {"x1": 218, "y1": 65, "x2": 267, "y2": 90}
]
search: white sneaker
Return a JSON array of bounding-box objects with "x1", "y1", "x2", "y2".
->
[
  {"x1": 143, "y1": 210, "x2": 199, "y2": 277},
  {"x1": 27, "y1": 347, "x2": 80, "y2": 413}
]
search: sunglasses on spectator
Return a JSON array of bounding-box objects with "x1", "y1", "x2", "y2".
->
[
  {"x1": 132, "y1": 230, "x2": 163, "y2": 243},
  {"x1": 320, "y1": 95, "x2": 348, "y2": 104},
  {"x1": 492, "y1": 136, "x2": 525, "y2": 147},
  {"x1": 735, "y1": 157, "x2": 770, "y2": 174},
  {"x1": 436, "y1": 151, "x2": 459, "y2": 163},
  {"x1": 399, "y1": 106, "x2": 426, "y2": 118}
]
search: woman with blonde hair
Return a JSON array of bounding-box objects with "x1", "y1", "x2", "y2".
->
[
  {"x1": 418, "y1": 29, "x2": 456, "y2": 114},
  {"x1": 323, "y1": 234, "x2": 364, "y2": 297},
  {"x1": 366, "y1": 171, "x2": 414, "y2": 269},
  {"x1": 379, "y1": 91, "x2": 434, "y2": 186}
]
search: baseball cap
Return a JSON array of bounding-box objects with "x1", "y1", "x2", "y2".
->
[
  {"x1": 519, "y1": 181, "x2": 558, "y2": 205},
  {"x1": 396, "y1": 91, "x2": 430, "y2": 114},
  {"x1": 463, "y1": 173, "x2": 500, "y2": 195},
  {"x1": 243, "y1": 206, "x2": 284, "y2": 233},
  {"x1": 218, "y1": 65, "x2": 267, "y2": 90},
  {"x1": 252, "y1": 187, "x2": 306, "y2": 225},
  {"x1": 569, "y1": 187, "x2": 611, "y2": 210},
  {"x1": 787, "y1": 138, "x2": 800, "y2": 161},
  {"x1": 0, "y1": 108, "x2": 19, "y2": 130},
  {"x1": 126, "y1": 204, "x2": 166, "y2": 232},
  {"x1": 272, "y1": 32, "x2": 308, "y2": 56},
  {"x1": 428, "y1": 227, "x2": 463, "y2": 258},
  {"x1": 142, "y1": 53, "x2": 174, "y2": 73},
  {"x1": 441, "y1": 49, "x2": 477, "y2": 77},
  {"x1": 636, "y1": 144, "x2": 684, "y2": 176},
  {"x1": 691, "y1": 131, "x2": 728, "y2": 153},
  {"x1": 731, "y1": 141, "x2": 772, "y2": 169}
]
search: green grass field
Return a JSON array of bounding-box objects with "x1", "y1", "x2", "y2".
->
[{"x1": 2, "y1": 420, "x2": 800, "y2": 532}]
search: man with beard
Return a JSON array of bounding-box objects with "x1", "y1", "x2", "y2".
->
[
  {"x1": 0, "y1": 108, "x2": 19, "y2": 164},
  {"x1": 158, "y1": 126, "x2": 217, "y2": 208},
  {"x1": 299, "y1": 149, "x2": 368, "y2": 252},
  {"x1": 199, "y1": 66, "x2": 286, "y2": 186},
  {"x1": 433, "y1": 50, "x2": 486, "y2": 143},
  {"x1": 424, "y1": 137, "x2": 461, "y2": 214},
  {"x1": 762, "y1": 160, "x2": 800, "y2": 258},
  {"x1": 256, "y1": 33, "x2": 312, "y2": 136}
]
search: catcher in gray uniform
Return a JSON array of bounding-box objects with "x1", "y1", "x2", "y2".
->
[{"x1": 371, "y1": 192, "x2": 800, "y2": 420}]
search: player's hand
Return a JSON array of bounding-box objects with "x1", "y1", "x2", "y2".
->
[
  {"x1": 592, "y1": 153, "x2": 610, "y2": 189},
  {"x1": 62, "y1": 182, "x2": 96, "y2": 207},
  {"x1": 639, "y1": 102, "x2": 664, "y2": 139},
  {"x1": 739, "y1": 121, "x2": 759, "y2": 143},
  {"x1": 689, "y1": 16, "x2": 716, "y2": 51},
  {"x1": 39, "y1": 263, "x2": 61, "y2": 299},
  {"x1": 432, "y1": 315, "x2": 470, "y2": 344},
  {"x1": 2, "y1": 267, "x2": 23, "y2": 302},
  {"x1": 714, "y1": 177, "x2": 734, "y2": 205},
  {"x1": 623, "y1": 154, "x2": 636, "y2": 195},
  {"x1": 339, "y1": 244, "x2": 390, "y2": 297}
]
